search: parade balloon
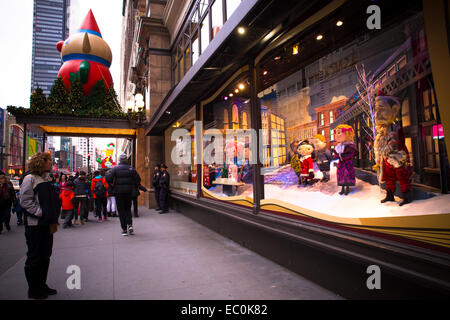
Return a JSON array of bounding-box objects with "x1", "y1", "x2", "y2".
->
[{"x1": 56, "y1": 9, "x2": 113, "y2": 96}]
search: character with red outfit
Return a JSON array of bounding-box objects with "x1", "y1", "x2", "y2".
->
[
  {"x1": 59, "y1": 181, "x2": 75, "y2": 228},
  {"x1": 374, "y1": 92, "x2": 412, "y2": 206},
  {"x1": 297, "y1": 140, "x2": 315, "y2": 185}
]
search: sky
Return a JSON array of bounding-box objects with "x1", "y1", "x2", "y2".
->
[{"x1": 0, "y1": 0, "x2": 123, "y2": 109}]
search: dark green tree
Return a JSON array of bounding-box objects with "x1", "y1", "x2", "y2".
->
[
  {"x1": 47, "y1": 77, "x2": 69, "y2": 113},
  {"x1": 85, "y1": 80, "x2": 106, "y2": 111},
  {"x1": 104, "y1": 85, "x2": 121, "y2": 112},
  {"x1": 68, "y1": 76, "x2": 85, "y2": 113},
  {"x1": 30, "y1": 87, "x2": 47, "y2": 113}
]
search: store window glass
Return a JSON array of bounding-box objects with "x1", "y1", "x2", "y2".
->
[
  {"x1": 257, "y1": 0, "x2": 449, "y2": 225},
  {"x1": 164, "y1": 106, "x2": 198, "y2": 196},
  {"x1": 202, "y1": 75, "x2": 254, "y2": 203},
  {"x1": 226, "y1": 0, "x2": 241, "y2": 20},
  {"x1": 211, "y1": 0, "x2": 223, "y2": 39}
]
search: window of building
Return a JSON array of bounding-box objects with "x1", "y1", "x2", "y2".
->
[
  {"x1": 320, "y1": 113, "x2": 324, "y2": 126},
  {"x1": 164, "y1": 106, "x2": 198, "y2": 196},
  {"x1": 211, "y1": 0, "x2": 224, "y2": 39},
  {"x1": 226, "y1": 0, "x2": 241, "y2": 20},
  {"x1": 200, "y1": 11, "x2": 210, "y2": 54},
  {"x1": 202, "y1": 74, "x2": 253, "y2": 201},
  {"x1": 329, "y1": 110, "x2": 334, "y2": 124}
]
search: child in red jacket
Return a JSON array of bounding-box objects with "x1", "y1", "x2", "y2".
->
[{"x1": 59, "y1": 181, "x2": 75, "y2": 228}]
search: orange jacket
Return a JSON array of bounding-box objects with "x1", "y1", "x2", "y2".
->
[
  {"x1": 91, "y1": 176, "x2": 108, "y2": 199},
  {"x1": 59, "y1": 189, "x2": 74, "y2": 210}
]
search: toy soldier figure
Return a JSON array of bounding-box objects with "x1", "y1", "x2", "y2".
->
[{"x1": 159, "y1": 164, "x2": 170, "y2": 214}]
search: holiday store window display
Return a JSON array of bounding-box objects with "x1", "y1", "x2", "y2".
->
[{"x1": 262, "y1": 94, "x2": 450, "y2": 220}]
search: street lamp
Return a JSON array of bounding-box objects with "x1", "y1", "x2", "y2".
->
[{"x1": 126, "y1": 93, "x2": 146, "y2": 126}]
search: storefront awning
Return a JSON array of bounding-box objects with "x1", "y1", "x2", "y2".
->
[{"x1": 146, "y1": 0, "x2": 332, "y2": 136}]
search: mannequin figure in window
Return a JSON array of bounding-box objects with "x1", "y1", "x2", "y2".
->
[
  {"x1": 373, "y1": 92, "x2": 412, "y2": 206},
  {"x1": 297, "y1": 140, "x2": 315, "y2": 186}
]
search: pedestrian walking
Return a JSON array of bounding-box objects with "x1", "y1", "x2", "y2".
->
[
  {"x1": 91, "y1": 170, "x2": 108, "y2": 222},
  {"x1": 20, "y1": 152, "x2": 59, "y2": 299},
  {"x1": 105, "y1": 169, "x2": 117, "y2": 217},
  {"x1": 59, "y1": 181, "x2": 75, "y2": 228},
  {"x1": 159, "y1": 164, "x2": 170, "y2": 214},
  {"x1": 152, "y1": 165, "x2": 161, "y2": 211},
  {"x1": 73, "y1": 171, "x2": 89, "y2": 223},
  {"x1": 105, "y1": 154, "x2": 141, "y2": 236},
  {"x1": 0, "y1": 171, "x2": 17, "y2": 233},
  {"x1": 132, "y1": 183, "x2": 147, "y2": 217},
  {"x1": 12, "y1": 190, "x2": 24, "y2": 226}
]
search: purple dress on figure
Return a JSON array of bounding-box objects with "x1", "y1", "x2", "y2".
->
[{"x1": 332, "y1": 142, "x2": 357, "y2": 186}]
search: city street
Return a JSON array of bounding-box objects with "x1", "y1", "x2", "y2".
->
[{"x1": 0, "y1": 207, "x2": 340, "y2": 300}]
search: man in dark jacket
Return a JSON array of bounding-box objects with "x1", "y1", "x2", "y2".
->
[
  {"x1": 152, "y1": 164, "x2": 161, "y2": 211},
  {"x1": 0, "y1": 171, "x2": 16, "y2": 233},
  {"x1": 73, "y1": 171, "x2": 89, "y2": 222},
  {"x1": 131, "y1": 183, "x2": 147, "y2": 218},
  {"x1": 105, "y1": 154, "x2": 141, "y2": 236},
  {"x1": 20, "y1": 152, "x2": 59, "y2": 299},
  {"x1": 159, "y1": 164, "x2": 170, "y2": 214}
]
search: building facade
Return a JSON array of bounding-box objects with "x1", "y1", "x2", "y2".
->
[
  {"x1": 31, "y1": 0, "x2": 70, "y2": 96},
  {"x1": 121, "y1": 0, "x2": 450, "y2": 296}
]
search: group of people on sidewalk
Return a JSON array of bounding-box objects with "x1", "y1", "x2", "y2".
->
[{"x1": 7, "y1": 151, "x2": 170, "y2": 299}]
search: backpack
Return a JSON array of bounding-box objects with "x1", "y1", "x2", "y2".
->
[{"x1": 94, "y1": 180, "x2": 107, "y2": 198}]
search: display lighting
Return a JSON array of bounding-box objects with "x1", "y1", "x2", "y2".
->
[
  {"x1": 8, "y1": 169, "x2": 15, "y2": 175},
  {"x1": 292, "y1": 44, "x2": 299, "y2": 55},
  {"x1": 336, "y1": 20, "x2": 343, "y2": 26},
  {"x1": 224, "y1": 96, "x2": 229, "y2": 100},
  {"x1": 316, "y1": 34, "x2": 323, "y2": 40},
  {"x1": 238, "y1": 83, "x2": 245, "y2": 90},
  {"x1": 237, "y1": 27, "x2": 245, "y2": 35},
  {"x1": 229, "y1": 93, "x2": 234, "y2": 97},
  {"x1": 263, "y1": 70, "x2": 268, "y2": 75},
  {"x1": 274, "y1": 56, "x2": 281, "y2": 60},
  {"x1": 235, "y1": 89, "x2": 239, "y2": 93}
]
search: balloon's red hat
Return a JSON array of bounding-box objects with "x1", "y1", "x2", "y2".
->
[{"x1": 78, "y1": 9, "x2": 102, "y2": 38}]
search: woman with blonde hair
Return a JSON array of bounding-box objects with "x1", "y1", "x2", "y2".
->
[
  {"x1": 20, "y1": 152, "x2": 59, "y2": 299},
  {"x1": 332, "y1": 124, "x2": 358, "y2": 195}
]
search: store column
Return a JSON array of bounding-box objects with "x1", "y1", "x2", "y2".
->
[{"x1": 249, "y1": 61, "x2": 264, "y2": 214}]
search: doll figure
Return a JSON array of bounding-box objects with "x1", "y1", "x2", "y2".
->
[
  {"x1": 332, "y1": 124, "x2": 357, "y2": 195},
  {"x1": 312, "y1": 134, "x2": 332, "y2": 182},
  {"x1": 290, "y1": 140, "x2": 302, "y2": 184},
  {"x1": 297, "y1": 139, "x2": 315, "y2": 185},
  {"x1": 374, "y1": 92, "x2": 412, "y2": 206}
]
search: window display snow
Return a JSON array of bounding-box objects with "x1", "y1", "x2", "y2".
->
[{"x1": 263, "y1": 162, "x2": 450, "y2": 218}]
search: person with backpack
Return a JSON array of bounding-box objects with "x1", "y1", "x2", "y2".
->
[
  {"x1": 105, "y1": 154, "x2": 141, "y2": 236},
  {"x1": 91, "y1": 170, "x2": 108, "y2": 222}
]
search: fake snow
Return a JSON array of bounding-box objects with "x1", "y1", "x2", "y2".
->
[{"x1": 207, "y1": 161, "x2": 450, "y2": 218}]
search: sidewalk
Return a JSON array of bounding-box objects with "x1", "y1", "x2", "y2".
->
[{"x1": 0, "y1": 207, "x2": 341, "y2": 300}]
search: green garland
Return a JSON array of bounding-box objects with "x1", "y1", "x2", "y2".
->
[{"x1": 7, "y1": 77, "x2": 144, "y2": 120}]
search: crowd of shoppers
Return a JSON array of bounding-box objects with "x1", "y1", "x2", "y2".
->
[{"x1": 0, "y1": 152, "x2": 172, "y2": 299}]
